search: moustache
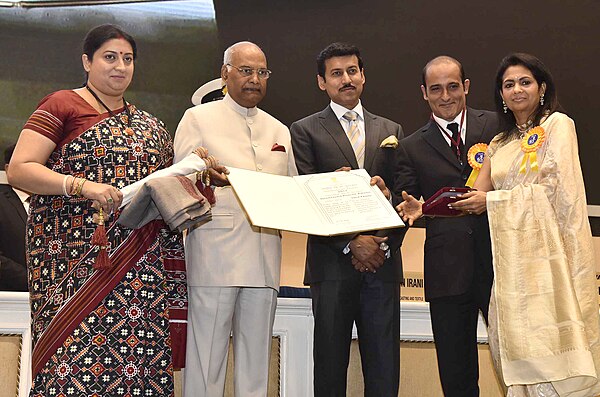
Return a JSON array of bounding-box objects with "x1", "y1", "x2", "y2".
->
[{"x1": 340, "y1": 84, "x2": 355, "y2": 91}]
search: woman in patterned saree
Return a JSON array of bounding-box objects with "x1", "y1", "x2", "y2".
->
[
  {"x1": 452, "y1": 53, "x2": 600, "y2": 396},
  {"x1": 9, "y1": 24, "x2": 191, "y2": 396}
]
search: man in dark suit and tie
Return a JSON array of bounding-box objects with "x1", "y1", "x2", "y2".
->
[
  {"x1": 395, "y1": 56, "x2": 501, "y2": 396},
  {"x1": 0, "y1": 143, "x2": 28, "y2": 291},
  {"x1": 290, "y1": 42, "x2": 404, "y2": 396}
]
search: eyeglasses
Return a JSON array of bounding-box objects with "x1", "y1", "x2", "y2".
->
[{"x1": 226, "y1": 63, "x2": 272, "y2": 80}]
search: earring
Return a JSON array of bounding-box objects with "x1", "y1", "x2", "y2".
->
[
  {"x1": 540, "y1": 94, "x2": 545, "y2": 106},
  {"x1": 502, "y1": 100, "x2": 507, "y2": 113}
]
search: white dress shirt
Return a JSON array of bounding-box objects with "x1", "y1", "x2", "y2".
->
[
  {"x1": 432, "y1": 110, "x2": 467, "y2": 147},
  {"x1": 330, "y1": 100, "x2": 366, "y2": 168}
]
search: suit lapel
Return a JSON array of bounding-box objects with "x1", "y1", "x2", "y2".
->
[
  {"x1": 2, "y1": 187, "x2": 27, "y2": 222},
  {"x1": 464, "y1": 107, "x2": 487, "y2": 152},
  {"x1": 422, "y1": 120, "x2": 463, "y2": 170},
  {"x1": 461, "y1": 108, "x2": 489, "y2": 172},
  {"x1": 319, "y1": 106, "x2": 359, "y2": 168},
  {"x1": 363, "y1": 109, "x2": 378, "y2": 171}
]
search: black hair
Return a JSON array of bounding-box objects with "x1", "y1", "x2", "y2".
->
[
  {"x1": 494, "y1": 52, "x2": 560, "y2": 141},
  {"x1": 83, "y1": 24, "x2": 137, "y2": 62},
  {"x1": 317, "y1": 42, "x2": 363, "y2": 80}
]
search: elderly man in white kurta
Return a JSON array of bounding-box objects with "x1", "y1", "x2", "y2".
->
[{"x1": 174, "y1": 42, "x2": 296, "y2": 397}]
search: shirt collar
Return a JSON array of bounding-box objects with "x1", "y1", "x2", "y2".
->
[
  {"x1": 432, "y1": 110, "x2": 464, "y2": 131},
  {"x1": 223, "y1": 93, "x2": 258, "y2": 117},
  {"x1": 0, "y1": 170, "x2": 7, "y2": 185},
  {"x1": 15, "y1": 188, "x2": 29, "y2": 205},
  {"x1": 330, "y1": 100, "x2": 364, "y2": 122}
]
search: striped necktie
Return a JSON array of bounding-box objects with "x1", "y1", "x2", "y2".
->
[{"x1": 343, "y1": 111, "x2": 365, "y2": 168}]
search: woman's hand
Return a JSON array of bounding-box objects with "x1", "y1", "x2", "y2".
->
[
  {"x1": 449, "y1": 190, "x2": 487, "y2": 215},
  {"x1": 193, "y1": 146, "x2": 209, "y2": 159},
  {"x1": 193, "y1": 146, "x2": 221, "y2": 170},
  {"x1": 396, "y1": 191, "x2": 422, "y2": 226},
  {"x1": 82, "y1": 181, "x2": 123, "y2": 214},
  {"x1": 203, "y1": 155, "x2": 230, "y2": 187},
  {"x1": 191, "y1": 146, "x2": 230, "y2": 186},
  {"x1": 202, "y1": 155, "x2": 219, "y2": 169}
]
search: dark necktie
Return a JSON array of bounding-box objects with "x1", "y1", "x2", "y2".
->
[{"x1": 447, "y1": 122, "x2": 464, "y2": 160}]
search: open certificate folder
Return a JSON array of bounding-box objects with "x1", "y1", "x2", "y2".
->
[{"x1": 227, "y1": 167, "x2": 404, "y2": 236}]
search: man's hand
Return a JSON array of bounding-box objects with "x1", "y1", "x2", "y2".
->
[
  {"x1": 334, "y1": 166, "x2": 352, "y2": 172},
  {"x1": 352, "y1": 256, "x2": 369, "y2": 272},
  {"x1": 396, "y1": 191, "x2": 422, "y2": 226},
  {"x1": 370, "y1": 175, "x2": 390, "y2": 200},
  {"x1": 209, "y1": 165, "x2": 230, "y2": 187},
  {"x1": 349, "y1": 235, "x2": 388, "y2": 273}
]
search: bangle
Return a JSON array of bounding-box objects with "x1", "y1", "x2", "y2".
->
[
  {"x1": 69, "y1": 176, "x2": 78, "y2": 196},
  {"x1": 74, "y1": 177, "x2": 87, "y2": 197},
  {"x1": 62, "y1": 175, "x2": 71, "y2": 197},
  {"x1": 202, "y1": 155, "x2": 218, "y2": 169},
  {"x1": 77, "y1": 178, "x2": 87, "y2": 197},
  {"x1": 196, "y1": 169, "x2": 210, "y2": 186},
  {"x1": 193, "y1": 147, "x2": 208, "y2": 158}
]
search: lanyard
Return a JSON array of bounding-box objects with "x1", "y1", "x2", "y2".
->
[
  {"x1": 86, "y1": 85, "x2": 133, "y2": 135},
  {"x1": 433, "y1": 108, "x2": 466, "y2": 159}
]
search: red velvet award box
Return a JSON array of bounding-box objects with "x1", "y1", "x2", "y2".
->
[{"x1": 422, "y1": 187, "x2": 473, "y2": 217}]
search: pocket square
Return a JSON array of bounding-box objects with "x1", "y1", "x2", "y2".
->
[
  {"x1": 271, "y1": 143, "x2": 286, "y2": 152},
  {"x1": 380, "y1": 135, "x2": 399, "y2": 148}
]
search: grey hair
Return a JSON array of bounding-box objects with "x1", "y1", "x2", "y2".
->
[{"x1": 223, "y1": 41, "x2": 262, "y2": 65}]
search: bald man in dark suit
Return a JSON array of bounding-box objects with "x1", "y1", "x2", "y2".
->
[{"x1": 395, "y1": 56, "x2": 501, "y2": 397}]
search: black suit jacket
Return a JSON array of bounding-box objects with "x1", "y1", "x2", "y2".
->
[
  {"x1": 393, "y1": 107, "x2": 501, "y2": 300},
  {"x1": 291, "y1": 105, "x2": 405, "y2": 284},
  {"x1": 0, "y1": 183, "x2": 28, "y2": 291}
]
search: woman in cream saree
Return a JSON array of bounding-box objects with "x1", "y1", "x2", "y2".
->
[{"x1": 454, "y1": 53, "x2": 600, "y2": 397}]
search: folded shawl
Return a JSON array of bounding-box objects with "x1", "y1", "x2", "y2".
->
[{"x1": 118, "y1": 175, "x2": 211, "y2": 232}]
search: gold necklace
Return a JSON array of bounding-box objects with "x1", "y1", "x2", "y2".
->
[{"x1": 516, "y1": 119, "x2": 533, "y2": 137}]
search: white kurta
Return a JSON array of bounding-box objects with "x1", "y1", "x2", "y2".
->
[
  {"x1": 174, "y1": 94, "x2": 297, "y2": 290},
  {"x1": 175, "y1": 95, "x2": 297, "y2": 397}
]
